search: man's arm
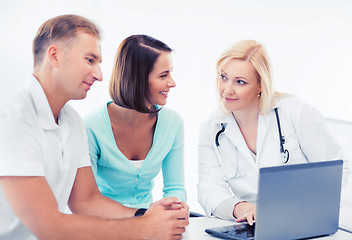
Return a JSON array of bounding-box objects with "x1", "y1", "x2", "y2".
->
[
  {"x1": 68, "y1": 166, "x2": 136, "y2": 218},
  {"x1": 0, "y1": 172, "x2": 189, "y2": 240}
]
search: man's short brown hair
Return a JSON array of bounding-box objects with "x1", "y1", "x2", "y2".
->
[{"x1": 32, "y1": 14, "x2": 100, "y2": 66}]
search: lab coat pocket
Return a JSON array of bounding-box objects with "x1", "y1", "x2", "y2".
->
[
  {"x1": 226, "y1": 173, "x2": 257, "y2": 201},
  {"x1": 224, "y1": 166, "x2": 246, "y2": 182},
  {"x1": 283, "y1": 136, "x2": 308, "y2": 164},
  {"x1": 217, "y1": 153, "x2": 236, "y2": 181},
  {"x1": 218, "y1": 147, "x2": 245, "y2": 181}
]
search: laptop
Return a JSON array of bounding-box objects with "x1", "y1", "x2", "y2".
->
[{"x1": 205, "y1": 160, "x2": 343, "y2": 240}]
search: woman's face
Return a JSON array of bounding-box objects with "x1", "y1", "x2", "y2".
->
[
  {"x1": 148, "y1": 51, "x2": 175, "y2": 106},
  {"x1": 218, "y1": 59, "x2": 261, "y2": 113}
]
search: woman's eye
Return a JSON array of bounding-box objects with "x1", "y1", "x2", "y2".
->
[
  {"x1": 220, "y1": 74, "x2": 227, "y2": 81},
  {"x1": 237, "y1": 79, "x2": 246, "y2": 85},
  {"x1": 160, "y1": 74, "x2": 167, "y2": 78}
]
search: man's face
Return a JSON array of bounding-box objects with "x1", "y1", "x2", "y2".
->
[{"x1": 55, "y1": 32, "x2": 102, "y2": 100}]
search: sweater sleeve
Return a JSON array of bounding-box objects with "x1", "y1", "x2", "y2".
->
[
  {"x1": 85, "y1": 116, "x2": 101, "y2": 178},
  {"x1": 161, "y1": 113, "x2": 187, "y2": 202}
]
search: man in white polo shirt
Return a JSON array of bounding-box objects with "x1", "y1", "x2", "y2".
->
[{"x1": 0, "y1": 14, "x2": 188, "y2": 240}]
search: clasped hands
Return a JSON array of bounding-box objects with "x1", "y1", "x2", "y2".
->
[{"x1": 148, "y1": 197, "x2": 190, "y2": 218}]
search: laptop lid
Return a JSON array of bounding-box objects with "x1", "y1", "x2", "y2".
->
[
  {"x1": 205, "y1": 160, "x2": 343, "y2": 240},
  {"x1": 255, "y1": 160, "x2": 343, "y2": 240}
]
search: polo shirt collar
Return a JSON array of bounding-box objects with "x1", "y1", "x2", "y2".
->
[{"x1": 29, "y1": 75, "x2": 58, "y2": 130}]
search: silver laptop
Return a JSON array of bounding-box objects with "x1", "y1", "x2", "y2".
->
[{"x1": 205, "y1": 160, "x2": 343, "y2": 240}]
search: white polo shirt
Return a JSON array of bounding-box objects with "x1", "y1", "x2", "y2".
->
[{"x1": 0, "y1": 76, "x2": 91, "y2": 240}]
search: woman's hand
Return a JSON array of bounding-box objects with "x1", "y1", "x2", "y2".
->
[
  {"x1": 233, "y1": 201, "x2": 256, "y2": 225},
  {"x1": 149, "y1": 197, "x2": 189, "y2": 215}
]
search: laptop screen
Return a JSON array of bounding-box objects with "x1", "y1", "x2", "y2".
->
[{"x1": 205, "y1": 160, "x2": 343, "y2": 240}]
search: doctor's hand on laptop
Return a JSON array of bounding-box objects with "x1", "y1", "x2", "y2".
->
[{"x1": 234, "y1": 201, "x2": 257, "y2": 226}]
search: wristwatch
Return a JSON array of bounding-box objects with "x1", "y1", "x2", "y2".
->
[{"x1": 134, "y1": 208, "x2": 147, "y2": 216}]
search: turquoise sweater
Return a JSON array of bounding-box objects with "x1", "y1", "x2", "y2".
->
[{"x1": 85, "y1": 102, "x2": 186, "y2": 208}]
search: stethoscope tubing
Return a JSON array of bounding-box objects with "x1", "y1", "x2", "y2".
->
[
  {"x1": 215, "y1": 107, "x2": 289, "y2": 164},
  {"x1": 274, "y1": 108, "x2": 285, "y2": 153},
  {"x1": 215, "y1": 123, "x2": 226, "y2": 148},
  {"x1": 274, "y1": 108, "x2": 289, "y2": 163}
]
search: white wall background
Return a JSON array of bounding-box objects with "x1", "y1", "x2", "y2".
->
[{"x1": 1, "y1": 0, "x2": 351, "y2": 215}]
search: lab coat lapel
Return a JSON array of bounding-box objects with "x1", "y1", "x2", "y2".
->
[
  {"x1": 256, "y1": 111, "x2": 274, "y2": 162},
  {"x1": 223, "y1": 115, "x2": 256, "y2": 166}
]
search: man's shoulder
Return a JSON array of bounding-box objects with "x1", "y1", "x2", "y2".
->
[
  {"x1": 61, "y1": 104, "x2": 87, "y2": 135},
  {"x1": 62, "y1": 104, "x2": 82, "y2": 121},
  {"x1": 0, "y1": 87, "x2": 37, "y2": 123},
  {"x1": 0, "y1": 88, "x2": 42, "y2": 152}
]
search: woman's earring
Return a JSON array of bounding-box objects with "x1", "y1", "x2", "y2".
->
[{"x1": 258, "y1": 92, "x2": 261, "y2": 98}]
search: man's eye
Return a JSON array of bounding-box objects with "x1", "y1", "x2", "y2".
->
[{"x1": 86, "y1": 58, "x2": 94, "y2": 63}]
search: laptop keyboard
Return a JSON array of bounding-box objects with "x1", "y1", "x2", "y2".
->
[{"x1": 222, "y1": 223, "x2": 255, "y2": 239}]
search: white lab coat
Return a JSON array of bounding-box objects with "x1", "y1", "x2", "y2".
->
[{"x1": 198, "y1": 96, "x2": 347, "y2": 218}]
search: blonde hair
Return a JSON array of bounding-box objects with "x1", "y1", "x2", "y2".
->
[{"x1": 216, "y1": 40, "x2": 281, "y2": 114}]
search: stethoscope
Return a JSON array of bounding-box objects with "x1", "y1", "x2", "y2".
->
[{"x1": 215, "y1": 107, "x2": 290, "y2": 165}]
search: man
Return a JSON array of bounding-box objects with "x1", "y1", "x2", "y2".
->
[{"x1": 0, "y1": 14, "x2": 188, "y2": 240}]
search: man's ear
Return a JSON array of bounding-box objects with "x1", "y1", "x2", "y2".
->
[{"x1": 47, "y1": 45, "x2": 60, "y2": 68}]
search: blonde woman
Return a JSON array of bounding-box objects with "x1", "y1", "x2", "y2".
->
[{"x1": 197, "y1": 40, "x2": 346, "y2": 225}]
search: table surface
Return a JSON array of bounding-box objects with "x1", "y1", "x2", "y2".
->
[{"x1": 183, "y1": 217, "x2": 352, "y2": 240}]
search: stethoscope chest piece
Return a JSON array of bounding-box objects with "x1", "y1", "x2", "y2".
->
[{"x1": 282, "y1": 149, "x2": 289, "y2": 163}]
